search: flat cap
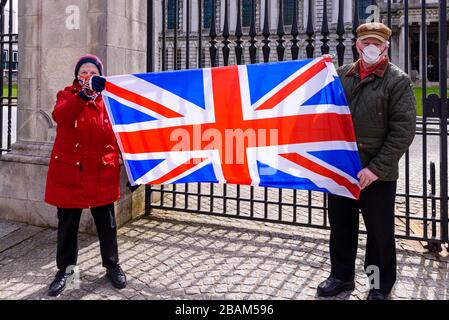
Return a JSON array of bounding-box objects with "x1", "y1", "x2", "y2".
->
[{"x1": 357, "y1": 22, "x2": 392, "y2": 42}]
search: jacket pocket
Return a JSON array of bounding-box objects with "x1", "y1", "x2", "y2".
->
[
  {"x1": 51, "y1": 153, "x2": 83, "y2": 188},
  {"x1": 99, "y1": 152, "x2": 120, "y2": 184}
]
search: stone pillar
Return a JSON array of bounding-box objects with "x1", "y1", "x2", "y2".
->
[{"x1": 0, "y1": 0, "x2": 147, "y2": 233}]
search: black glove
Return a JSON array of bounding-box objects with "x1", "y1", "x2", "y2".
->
[
  {"x1": 126, "y1": 182, "x2": 141, "y2": 193},
  {"x1": 78, "y1": 90, "x2": 92, "y2": 101},
  {"x1": 91, "y1": 76, "x2": 106, "y2": 92}
]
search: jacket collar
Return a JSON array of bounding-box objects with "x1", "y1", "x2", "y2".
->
[{"x1": 346, "y1": 58, "x2": 390, "y2": 79}]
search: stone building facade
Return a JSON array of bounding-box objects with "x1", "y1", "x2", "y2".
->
[{"x1": 154, "y1": 0, "x2": 449, "y2": 85}]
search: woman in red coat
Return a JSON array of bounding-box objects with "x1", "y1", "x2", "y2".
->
[{"x1": 45, "y1": 54, "x2": 127, "y2": 297}]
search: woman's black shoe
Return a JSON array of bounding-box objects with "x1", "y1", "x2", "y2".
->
[
  {"x1": 317, "y1": 277, "x2": 355, "y2": 297},
  {"x1": 48, "y1": 270, "x2": 74, "y2": 297},
  {"x1": 106, "y1": 265, "x2": 127, "y2": 289}
]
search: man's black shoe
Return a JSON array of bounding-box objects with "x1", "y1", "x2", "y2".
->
[
  {"x1": 106, "y1": 265, "x2": 127, "y2": 289},
  {"x1": 317, "y1": 277, "x2": 355, "y2": 297},
  {"x1": 367, "y1": 289, "x2": 389, "y2": 300},
  {"x1": 48, "y1": 270, "x2": 74, "y2": 297}
]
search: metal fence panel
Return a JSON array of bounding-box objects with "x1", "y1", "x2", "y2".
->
[{"x1": 145, "y1": 0, "x2": 448, "y2": 250}]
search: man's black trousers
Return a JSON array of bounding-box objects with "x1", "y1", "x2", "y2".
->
[{"x1": 327, "y1": 181, "x2": 397, "y2": 294}]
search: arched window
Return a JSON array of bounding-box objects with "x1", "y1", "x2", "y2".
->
[{"x1": 283, "y1": 0, "x2": 295, "y2": 26}]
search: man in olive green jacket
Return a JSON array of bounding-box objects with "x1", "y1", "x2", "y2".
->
[{"x1": 317, "y1": 22, "x2": 416, "y2": 300}]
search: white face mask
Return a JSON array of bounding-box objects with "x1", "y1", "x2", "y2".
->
[{"x1": 361, "y1": 44, "x2": 384, "y2": 65}]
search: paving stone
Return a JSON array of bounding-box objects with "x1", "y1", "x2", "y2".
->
[{"x1": 0, "y1": 202, "x2": 448, "y2": 300}]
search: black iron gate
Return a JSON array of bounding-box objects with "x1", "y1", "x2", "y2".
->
[
  {"x1": 0, "y1": 0, "x2": 18, "y2": 155},
  {"x1": 145, "y1": 0, "x2": 449, "y2": 251}
]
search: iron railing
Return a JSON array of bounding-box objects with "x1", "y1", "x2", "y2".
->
[
  {"x1": 0, "y1": 0, "x2": 18, "y2": 155},
  {"x1": 145, "y1": 0, "x2": 449, "y2": 252}
]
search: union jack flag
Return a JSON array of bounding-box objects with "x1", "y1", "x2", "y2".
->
[{"x1": 102, "y1": 56, "x2": 362, "y2": 199}]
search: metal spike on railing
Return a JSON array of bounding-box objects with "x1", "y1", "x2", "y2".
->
[
  {"x1": 249, "y1": 0, "x2": 257, "y2": 64},
  {"x1": 235, "y1": 0, "x2": 244, "y2": 65},
  {"x1": 305, "y1": 0, "x2": 315, "y2": 58},
  {"x1": 276, "y1": 0, "x2": 285, "y2": 61},
  {"x1": 262, "y1": 0, "x2": 271, "y2": 62},
  {"x1": 291, "y1": 0, "x2": 300, "y2": 60},
  {"x1": 336, "y1": 0, "x2": 345, "y2": 66},
  {"x1": 209, "y1": 0, "x2": 218, "y2": 67},
  {"x1": 320, "y1": 0, "x2": 330, "y2": 55},
  {"x1": 222, "y1": 0, "x2": 230, "y2": 66}
]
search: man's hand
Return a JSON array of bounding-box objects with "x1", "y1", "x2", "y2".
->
[{"x1": 357, "y1": 168, "x2": 379, "y2": 190}]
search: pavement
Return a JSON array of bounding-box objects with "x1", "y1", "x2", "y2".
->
[{"x1": 0, "y1": 208, "x2": 448, "y2": 300}]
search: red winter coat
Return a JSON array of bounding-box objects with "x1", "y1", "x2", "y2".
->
[{"x1": 45, "y1": 81, "x2": 120, "y2": 209}]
